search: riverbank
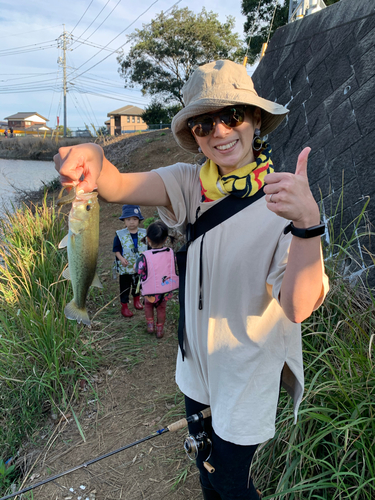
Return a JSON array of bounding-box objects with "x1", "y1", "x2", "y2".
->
[{"x1": 0, "y1": 136, "x2": 96, "y2": 161}]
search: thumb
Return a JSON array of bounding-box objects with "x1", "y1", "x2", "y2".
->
[{"x1": 295, "y1": 147, "x2": 311, "y2": 177}]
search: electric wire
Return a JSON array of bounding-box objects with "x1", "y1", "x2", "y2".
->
[
  {"x1": 67, "y1": 0, "x2": 182, "y2": 83},
  {"x1": 71, "y1": 0, "x2": 111, "y2": 48},
  {"x1": 267, "y1": 1, "x2": 278, "y2": 45},
  {"x1": 82, "y1": 0, "x2": 122, "y2": 42},
  {"x1": 47, "y1": 68, "x2": 62, "y2": 126},
  {"x1": 67, "y1": 0, "x2": 160, "y2": 80},
  {"x1": 70, "y1": 0, "x2": 94, "y2": 34},
  {"x1": 244, "y1": 0, "x2": 262, "y2": 59},
  {"x1": 0, "y1": 24, "x2": 61, "y2": 40}
]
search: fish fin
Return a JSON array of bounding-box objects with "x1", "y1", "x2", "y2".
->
[
  {"x1": 58, "y1": 234, "x2": 69, "y2": 249},
  {"x1": 57, "y1": 185, "x2": 77, "y2": 206},
  {"x1": 62, "y1": 267, "x2": 71, "y2": 280},
  {"x1": 64, "y1": 300, "x2": 91, "y2": 327},
  {"x1": 91, "y1": 272, "x2": 103, "y2": 289}
]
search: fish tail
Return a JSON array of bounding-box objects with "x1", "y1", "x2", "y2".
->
[{"x1": 64, "y1": 300, "x2": 91, "y2": 327}]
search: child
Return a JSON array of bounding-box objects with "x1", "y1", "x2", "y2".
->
[
  {"x1": 113, "y1": 204, "x2": 147, "y2": 317},
  {"x1": 135, "y1": 220, "x2": 179, "y2": 338}
]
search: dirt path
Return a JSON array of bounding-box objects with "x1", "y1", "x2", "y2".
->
[{"x1": 22, "y1": 131, "x2": 204, "y2": 500}]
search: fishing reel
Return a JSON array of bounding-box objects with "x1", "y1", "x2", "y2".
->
[{"x1": 183, "y1": 432, "x2": 215, "y2": 473}]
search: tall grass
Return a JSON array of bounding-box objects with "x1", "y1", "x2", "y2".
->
[
  {"x1": 0, "y1": 195, "x2": 99, "y2": 469},
  {"x1": 252, "y1": 199, "x2": 375, "y2": 499}
]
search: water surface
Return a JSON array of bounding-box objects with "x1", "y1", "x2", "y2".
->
[{"x1": 0, "y1": 159, "x2": 58, "y2": 213}]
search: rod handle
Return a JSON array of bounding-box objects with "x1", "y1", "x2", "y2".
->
[
  {"x1": 167, "y1": 407, "x2": 211, "y2": 433},
  {"x1": 200, "y1": 407, "x2": 211, "y2": 419},
  {"x1": 203, "y1": 461, "x2": 215, "y2": 473},
  {"x1": 167, "y1": 417, "x2": 188, "y2": 432}
]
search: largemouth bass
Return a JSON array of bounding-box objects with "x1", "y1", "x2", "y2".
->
[{"x1": 58, "y1": 186, "x2": 102, "y2": 326}]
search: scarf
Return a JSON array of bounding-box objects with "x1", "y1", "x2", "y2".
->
[{"x1": 199, "y1": 143, "x2": 273, "y2": 202}]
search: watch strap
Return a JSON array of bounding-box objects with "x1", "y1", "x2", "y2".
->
[{"x1": 284, "y1": 221, "x2": 325, "y2": 239}]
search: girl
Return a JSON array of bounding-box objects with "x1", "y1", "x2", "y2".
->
[
  {"x1": 113, "y1": 204, "x2": 147, "y2": 317},
  {"x1": 135, "y1": 220, "x2": 179, "y2": 338}
]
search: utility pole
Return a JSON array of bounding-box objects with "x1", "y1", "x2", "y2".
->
[{"x1": 57, "y1": 26, "x2": 72, "y2": 137}]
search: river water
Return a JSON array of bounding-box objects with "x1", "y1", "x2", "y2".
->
[{"x1": 0, "y1": 158, "x2": 58, "y2": 214}]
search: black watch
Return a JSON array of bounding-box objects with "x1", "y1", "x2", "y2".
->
[{"x1": 284, "y1": 221, "x2": 325, "y2": 239}]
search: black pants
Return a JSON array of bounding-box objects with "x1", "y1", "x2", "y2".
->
[
  {"x1": 185, "y1": 396, "x2": 260, "y2": 500},
  {"x1": 119, "y1": 273, "x2": 139, "y2": 304}
]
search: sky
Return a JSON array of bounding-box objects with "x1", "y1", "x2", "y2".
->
[{"x1": 0, "y1": 0, "x2": 254, "y2": 132}]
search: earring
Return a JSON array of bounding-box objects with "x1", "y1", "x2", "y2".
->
[
  {"x1": 198, "y1": 146, "x2": 202, "y2": 153},
  {"x1": 252, "y1": 128, "x2": 262, "y2": 151}
]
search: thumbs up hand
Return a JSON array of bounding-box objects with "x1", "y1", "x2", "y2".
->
[{"x1": 263, "y1": 147, "x2": 320, "y2": 227}]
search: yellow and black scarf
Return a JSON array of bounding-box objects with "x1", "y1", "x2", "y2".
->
[{"x1": 199, "y1": 143, "x2": 273, "y2": 202}]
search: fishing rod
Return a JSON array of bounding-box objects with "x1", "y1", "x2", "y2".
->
[{"x1": 0, "y1": 407, "x2": 211, "y2": 500}]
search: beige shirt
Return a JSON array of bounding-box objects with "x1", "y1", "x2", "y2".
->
[{"x1": 155, "y1": 162, "x2": 328, "y2": 446}]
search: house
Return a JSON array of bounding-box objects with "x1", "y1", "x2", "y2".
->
[
  {"x1": 4, "y1": 112, "x2": 50, "y2": 132},
  {"x1": 107, "y1": 105, "x2": 147, "y2": 136}
]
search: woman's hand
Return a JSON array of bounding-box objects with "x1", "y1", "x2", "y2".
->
[
  {"x1": 263, "y1": 147, "x2": 320, "y2": 227},
  {"x1": 54, "y1": 143, "x2": 104, "y2": 194}
]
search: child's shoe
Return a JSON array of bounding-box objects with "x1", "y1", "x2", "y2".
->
[
  {"x1": 155, "y1": 323, "x2": 164, "y2": 339},
  {"x1": 121, "y1": 303, "x2": 133, "y2": 318},
  {"x1": 146, "y1": 318, "x2": 154, "y2": 334},
  {"x1": 133, "y1": 296, "x2": 143, "y2": 310}
]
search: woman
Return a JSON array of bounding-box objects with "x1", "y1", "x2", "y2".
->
[{"x1": 54, "y1": 60, "x2": 328, "y2": 500}]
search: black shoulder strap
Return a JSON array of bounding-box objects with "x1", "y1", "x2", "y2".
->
[
  {"x1": 186, "y1": 187, "x2": 265, "y2": 245},
  {"x1": 177, "y1": 187, "x2": 265, "y2": 359}
]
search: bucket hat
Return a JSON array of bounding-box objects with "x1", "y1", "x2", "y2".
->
[
  {"x1": 119, "y1": 204, "x2": 144, "y2": 221},
  {"x1": 171, "y1": 59, "x2": 289, "y2": 153}
]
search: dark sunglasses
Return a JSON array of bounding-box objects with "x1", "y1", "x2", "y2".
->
[{"x1": 187, "y1": 106, "x2": 247, "y2": 138}]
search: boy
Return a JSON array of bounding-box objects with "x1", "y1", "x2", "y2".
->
[{"x1": 113, "y1": 205, "x2": 147, "y2": 317}]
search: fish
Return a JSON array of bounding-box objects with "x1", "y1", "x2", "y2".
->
[{"x1": 58, "y1": 186, "x2": 102, "y2": 326}]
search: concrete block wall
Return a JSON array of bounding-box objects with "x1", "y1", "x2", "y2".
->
[{"x1": 252, "y1": 0, "x2": 375, "y2": 286}]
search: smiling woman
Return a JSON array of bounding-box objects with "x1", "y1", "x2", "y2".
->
[{"x1": 53, "y1": 59, "x2": 329, "y2": 500}]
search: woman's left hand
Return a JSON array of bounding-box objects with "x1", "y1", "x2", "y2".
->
[{"x1": 263, "y1": 147, "x2": 320, "y2": 227}]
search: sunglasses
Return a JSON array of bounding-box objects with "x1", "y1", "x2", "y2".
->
[{"x1": 187, "y1": 106, "x2": 247, "y2": 138}]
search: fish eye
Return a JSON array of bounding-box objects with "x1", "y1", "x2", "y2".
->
[{"x1": 86, "y1": 204, "x2": 91, "y2": 211}]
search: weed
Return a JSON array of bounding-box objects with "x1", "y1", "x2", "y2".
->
[{"x1": 0, "y1": 195, "x2": 100, "y2": 475}]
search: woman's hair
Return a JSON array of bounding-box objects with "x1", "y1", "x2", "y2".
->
[{"x1": 145, "y1": 220, "x2": 175, "y2": 246}]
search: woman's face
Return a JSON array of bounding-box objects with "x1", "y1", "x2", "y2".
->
[{"x1": 193, "y1": 107, "x2": 261, "y2": 176}]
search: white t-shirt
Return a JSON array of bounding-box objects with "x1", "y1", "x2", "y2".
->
[{"x1": 155, "y1": 162, "x2": 329, "y2": 446}]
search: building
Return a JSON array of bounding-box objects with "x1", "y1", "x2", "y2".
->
[
  {"x1": 107, "y1": 105, "x2": 147, "y2": 136},
  {"x1": 4, "y1": 112, "x2": 50, "y2": 132}
]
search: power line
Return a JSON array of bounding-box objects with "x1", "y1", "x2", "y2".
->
[
  {"x1": 0, "y1": 24, "x2": 61, "y2": 40},
  {"x1": 71, "y1": 0, "x2": 94, "y2": 34},
  {"x1": 82, "y1": 0, "x2": 122, "y2": 42},
  {"x1": 68, "y1": 0, "x2": 162, "y2": 81},
  {"x1": 70, "y1": 0, "x2": 112, "y2": 49}
]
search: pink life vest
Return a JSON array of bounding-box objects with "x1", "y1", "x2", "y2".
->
[{"x1": 140, "y1": 247, "x2": 179, "y2": 296}]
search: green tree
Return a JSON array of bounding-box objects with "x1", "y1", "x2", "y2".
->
[
  {"x1": 242, "y1": 0, "x2": 341, "y2": 64},
  {"x1": 141, "y1": 100, "x2": 182, "y2": 125},
  {"x1": 57, "y1": 125, "x2": 72, "y2": 136},
  {"x1": 117, "y1": 7, "x2": 243, "y2": 106}
]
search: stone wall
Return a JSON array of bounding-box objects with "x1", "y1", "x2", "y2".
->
[{"x1": 253, "y1": 0, "x2": 375, "y2": 286}]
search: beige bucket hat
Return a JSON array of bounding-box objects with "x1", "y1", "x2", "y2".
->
[{"x1": 171, "y1": 59, "x2": 289, "y2": 153}]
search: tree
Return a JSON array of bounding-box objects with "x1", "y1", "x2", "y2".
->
[
  {"x1": 242, "y1": 0, "x2": 341, "y2": 64},
  {"x1": 117, "y1": 7, "x2": 243, "y2": 106},
  {"x1": 141, "y1": 100, "x2": 182, "y2": 125}
]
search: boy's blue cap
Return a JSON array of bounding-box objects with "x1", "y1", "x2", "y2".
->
[{"x1": 119, "y1": 204, "x2": 144, "y2": 221}]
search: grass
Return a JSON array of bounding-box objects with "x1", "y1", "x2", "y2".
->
[
  {"x1": 0, "y1": 193, "x2": 101, "y2": 494},
  {"x1": 0, "y1": 180, "x2": 374, "y2": 498},
  {"x1": 250, "y1": 198, "x2": 375, "y2": 499}
]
